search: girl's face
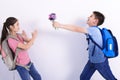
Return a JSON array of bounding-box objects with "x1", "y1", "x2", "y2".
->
[
  {"x1": 87, "y1": 13, "x2": 98, "y2": 27},
  {"x1": 11, "y1": 21, "x2": 20, "y2": 32}
]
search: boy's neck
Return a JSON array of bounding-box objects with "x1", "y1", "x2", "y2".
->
[{"x1": 89, "y1": 24, "x2": 97, "y2": 27}]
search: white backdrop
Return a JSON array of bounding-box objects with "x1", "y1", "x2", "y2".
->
[{"x1": 0, "y1": 0, "x2": 120, "y2": 80}]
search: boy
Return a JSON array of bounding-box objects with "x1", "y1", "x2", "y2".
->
[{"x1": 52, "y1": 11, "x2": 117, "y2": 80}]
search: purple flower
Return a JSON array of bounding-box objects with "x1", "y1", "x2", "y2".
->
[{"x1": 49, "y1": 13, "x2": 56, "y2": 20}]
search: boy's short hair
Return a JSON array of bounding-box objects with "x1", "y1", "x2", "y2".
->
[{"x1": 93, "y1": 11, "x2": 105, "y2": 26}]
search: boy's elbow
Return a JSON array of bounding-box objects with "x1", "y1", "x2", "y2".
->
[{"x1": 78, "y1": 28, "x2": 87, "y2": 33}]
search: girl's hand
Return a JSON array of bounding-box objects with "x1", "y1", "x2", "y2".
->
[
  {"x1": 22, "y1": 30, "x2": 28, "y2": 39},
  {"x1": 32, "y1": 29, "x2": 38, "y2": 39},
  {"x1": 22, "y1": 30, "x2": 31, "y2": 42}
]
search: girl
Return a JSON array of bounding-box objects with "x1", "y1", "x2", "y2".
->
[{"x1": 1, "y1": 17, "x2": 41, "y2": 80}]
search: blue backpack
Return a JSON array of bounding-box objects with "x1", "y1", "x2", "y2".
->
[{"x1": 88, "y1": 28, "x2": 119, "y2": 58}]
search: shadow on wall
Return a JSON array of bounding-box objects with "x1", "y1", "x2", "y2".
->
[
  {"x1": 66, "y1": 33, "x2": 88, "y2": 80},
  {"x1": 33, "y1": 18, "x2": 88, "y2": 80},
  {"x1": 31, "y1": 30, "x2": 88, "y2": 80},
  {"x1": 60, "y1": 18, "x2": 88, "y2": 80},
  {"x1": 66, "y1": 18, "x2": 88, "y2": 79}
]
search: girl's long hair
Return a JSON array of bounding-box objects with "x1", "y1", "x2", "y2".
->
[{"x1": 1, "y1": 17, "x2": 18, "y2": 44}]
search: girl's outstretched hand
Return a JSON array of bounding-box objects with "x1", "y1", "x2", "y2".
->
[
  {"x1": 22, "y1": 30, "x2": 28, "y2": 39},
  {"x1": 32, "y1": 29, "x2": 38, "y2": 39}
]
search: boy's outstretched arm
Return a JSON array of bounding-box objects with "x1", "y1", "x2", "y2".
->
[{"x1": 52, "y1": 21, "x2": 88, "y2": 34}]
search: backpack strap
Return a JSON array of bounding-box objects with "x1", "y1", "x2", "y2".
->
[
  {"x1": 6, "y1": 35, "x2": 22, "y2": 70},
  {"x1": 87, "y1": 27, "x2": 104, "y2": 50},
  {"x1": 88, "y1": 34, "x2": 103, "y2": 50}
]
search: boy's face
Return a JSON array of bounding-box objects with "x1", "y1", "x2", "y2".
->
[{"x1": 87, "y1": 13, "x2": 98, "y2": 27}]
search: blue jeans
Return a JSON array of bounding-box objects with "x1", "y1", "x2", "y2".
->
[
  {"x1": 80, "y1": 59, "x2": 117, "y2": 80},
  {"x1": 16, "y1": 62, "x2": 41, "y2": 80}
]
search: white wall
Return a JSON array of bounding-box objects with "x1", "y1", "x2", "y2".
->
[{"x1": 0, "y1": 0, "x2": 120, "y2": 80}]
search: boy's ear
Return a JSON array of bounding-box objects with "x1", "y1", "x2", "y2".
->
[
  {"x1": 93, "y1": 19, "x2": 98, "y2": 25},
  {"x1": 95, "y1": 19, "x2": 99, "y2": 23}
]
